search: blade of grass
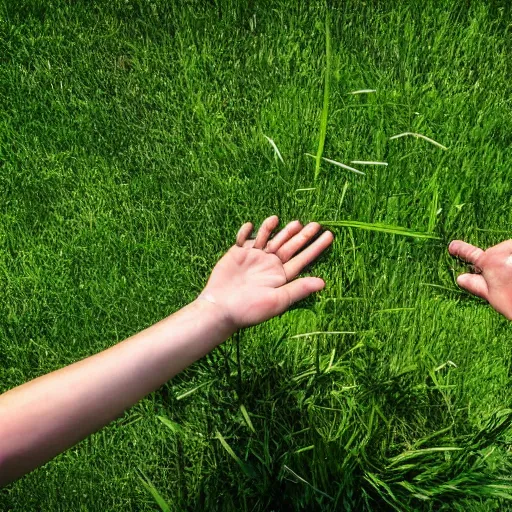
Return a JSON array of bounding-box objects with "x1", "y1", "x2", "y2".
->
[
  {"x1": 294, "y1": 445, "x2": 314, "y2": 454},
  {"x1": 350, "y1": 160, "x2": 388, "y2": 166},
  {"x1": 287, "y1": 330, "x2": 357, "y2": 339},
  {"x1": 314, "y1": 12, "x2": 331, "y2": 181},
  {"x1": 428, "y1": 185, "x2": 439, "y2": 232},
  {"x1": 175, "y1": 380, "x2": 211, "y2": 400},
  {"x1": 387, "y1": 447, "x2": 463, "y2": 468},
  {"x1": 263, "y1": 135, "x2": 285, "y2": 164},
  {"x1": 282, "y1": 465, "x2": 333, "y2": 500},
  {"x1": 157, "y1": 415, "x2": 184, "y2": 434},
  {"x1": 138, "y1": 468, "x2": 171, "y2": 512},
  {"x1": 389, "y1": 132, "x2": 448, "y2": 150},
  {"x1": 215, "y1": 431, "x2": 256, "y2": 478},
  {"x1": 240, "y1": 404, "x2": 256, "y2": 434},
  {"x1": 420, "y1": 282, "x2": 463, "y2": 293},
  {"x1": 317, "y1": 220, "x2": 440, "y2": 239},
  {"x1": 348, "y1": 89, "x2": 376, "y2": 94},
  {"x1": 306, "y1": 153, "x2": 365, "y2": 175}
]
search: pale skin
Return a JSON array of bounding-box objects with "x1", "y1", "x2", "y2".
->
[
  {"x1": 1, "y1": 220, "x2": 511, "y2": 487},
  {"x1": 448, "y1": 239, "x2": 512, "y2": 319},
  {"x1": 0, "y1": 216, "x2": 333, "y2": 486}
]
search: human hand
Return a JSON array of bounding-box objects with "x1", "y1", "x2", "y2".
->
[
  {"x1": 198, "y1": 215, "x2": 334, "y2": 330},
  {"x1": 449, "y1": 239, "x2": 512, "y2": 320}
]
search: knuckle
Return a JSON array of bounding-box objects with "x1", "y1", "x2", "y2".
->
[{"x1": 470, "y1": 248, "x2": 483, "y2": 261}]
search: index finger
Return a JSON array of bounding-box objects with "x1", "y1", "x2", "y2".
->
[{"x1": 448, "y1": 240, "x2": 484, "y2": 265}]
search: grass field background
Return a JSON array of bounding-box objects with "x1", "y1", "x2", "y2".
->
[{"x1": 1, "y1": 0, "x2": 512, "y2": 510}]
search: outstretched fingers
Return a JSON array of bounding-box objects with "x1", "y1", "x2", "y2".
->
[
  {"x1": 276, "y1": 222, "x2": 322, "y2": 263},
  {"x1": 283, "y1": 230, "x2": 334, "y2": 280},
  {"x1": 265, "y1": 220, "x2": 303, "y2": 254}
]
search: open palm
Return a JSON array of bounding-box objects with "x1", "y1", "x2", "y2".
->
[{"x1": 199, "y1": 216, "x2": 334, "y2": 329}]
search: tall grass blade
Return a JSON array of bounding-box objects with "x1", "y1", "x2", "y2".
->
[
  {"x1": 420, "y1": 282, "x2": 462, "y2": 293},
  {"x1": 215, "y1": 431, "x2": 256, "y2": 478},
  {"x1": 282, "y1": 465, "x2": 333, "y2": 500},
  {"x1": 428, "y1": 185, "x2": 439, "y2": 232},
  {"x1": 138, "y1": 468, "x2": 171, "y2": 512},
  {"x1": 317, "y1": 220, "x2": 440, "y2": 239},
  {"x1": 240, "y1": 404, "x2": 256, "y2": 434},
  {"x1": 314, "y1": 13, "x2": 331, "y2": 181},
  {"x1": 306, "y1": 153, "x2": 365, "y2": 175}
]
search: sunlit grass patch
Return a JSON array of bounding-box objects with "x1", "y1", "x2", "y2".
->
[{"x1": 2, "y1": 1, "x2": 512, "y2": 511}]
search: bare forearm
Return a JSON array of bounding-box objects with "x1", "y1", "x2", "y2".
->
[
  {"x1": 0, "y1": 299, "x2": 235, "y2": 486},
  {"x1": 0, "y1": 215, "x2": 334, "y2": 486}
]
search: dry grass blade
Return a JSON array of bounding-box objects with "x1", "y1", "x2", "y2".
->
[
  {"x1": 263, "y1": 135, "x2": 285, "y2": 163},
  {"x1": 348, "y1": 89, "x2": 376, "y2": 94},
  {"x1": 389, "y1": 132, "x2": 448, "y2": 150},
  {"x1": 306, "y1": 153, "x2": 365, "y2": 175},
  {"x1": 350, "y1": 160, "x2": 388, "y2": 166}
]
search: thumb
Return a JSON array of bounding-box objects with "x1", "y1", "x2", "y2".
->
[
  {"x1": 276, "y1": 277, "x2": 325, "y2": 314},
  {"x1": 457, "y1": 273, "x2": 489, "y2": 300}
]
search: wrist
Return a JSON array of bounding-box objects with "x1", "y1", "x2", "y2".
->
[{"x1": 194, "y1": 294, "x2": 238, "y2": 335}]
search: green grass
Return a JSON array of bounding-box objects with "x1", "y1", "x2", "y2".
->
[
  {"x1": 1, "y1": 0, "x2": 512, "y2": 510},
  {"x1": 314, "y1": 12, "x2": 331, "y2": 182}
]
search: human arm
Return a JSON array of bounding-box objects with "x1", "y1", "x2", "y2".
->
[
  {"x1": 0, "y1": 216, "x2": 333, "y2": 486},
  {"x1": 449, "y1": 239, "x2": 512, "y2": 319}
]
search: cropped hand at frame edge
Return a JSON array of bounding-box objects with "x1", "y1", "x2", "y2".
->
[
  {"x1": 449, "y1": 239, "x2": 512, "y2": 320},
  {"x1": 199, "y1": 215, "x2": 334, "y2": 329}
]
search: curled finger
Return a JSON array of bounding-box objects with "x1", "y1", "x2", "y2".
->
[
  {"x1": 236, "y1": 222, "x2": 253, "y2": 247},
  {"x1": 254, "y1": 215, "x2": 279, "y2": 250},
  {"x1": 448, "y1": 240, "x2": 484, "y2": 266}
]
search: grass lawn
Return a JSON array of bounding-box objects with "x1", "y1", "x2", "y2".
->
[{"x1": 1, "y1": 0, "x2": 512, "y2": 510}]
